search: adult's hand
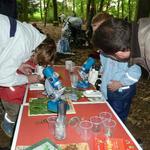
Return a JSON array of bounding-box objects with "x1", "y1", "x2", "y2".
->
[
  {"x1": 108, "y1": 80, "x2": 123, "y2": 92},
  {"x1": 18, "y1": 63, "x2": 35, "y2": 75}
]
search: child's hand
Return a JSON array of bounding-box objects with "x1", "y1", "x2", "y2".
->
[
  {"x1": 108, "y1": 80, "x2": 123, "y2": 92},
  {"x1": 27, "y1": 74, "x2": 41, "y2": 84}
]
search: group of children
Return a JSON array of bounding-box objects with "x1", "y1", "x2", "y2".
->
[{"x1": 1, "y1": 11, "x2": 150, "y2": 140}]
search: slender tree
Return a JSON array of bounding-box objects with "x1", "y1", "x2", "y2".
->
[
  {"x1": 117, "y1": 0, "x2": 121, "y2": 18},
  {"x1": 39, "y1": 0, "x2": 43, "y2": 20},
  {"x1": 86, "y1": 0, "x2": 91, "y2": 21},
  {"x1": 86, "y1": 0, "x2": 95, "y2": 29},
  {"x1": 128, "y1": 0, "x2": 131, "y2": 21},
  {"x1": 52, "y1": 0, "x2": 58, "y2": 24},
  {"x1": 121, "y1": 0, "x2": 124, "y2": 18},
  {"x1": 21, "y1": 0, "x2": 28, "y2": 21},
  {"x1": 136, "y1": 0, "x2": 150, "y2": 20},
  {"x1": 80, "y1": 0, "x2": 84, "y2": 19},
  {"x1": 73, "y1": 0, "x2": 75, "y2": 12},
  {"x1": 99, "y1": 0, "x2": 104, "y2": 12},
  {"x1": 43, "y1": 0, "x2": 50, "y2": 27}
]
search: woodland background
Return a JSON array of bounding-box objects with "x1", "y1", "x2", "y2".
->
[
  {"x1": 5, "y1": 0, "x2": 150, "y2": 26},
  {"x1": 0, "y1": 0, "x2": 150, "y2": 150}
]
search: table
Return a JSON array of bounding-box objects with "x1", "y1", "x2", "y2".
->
[{"x1": 11, "y1": 65, "x2": 142, "y2": 150}]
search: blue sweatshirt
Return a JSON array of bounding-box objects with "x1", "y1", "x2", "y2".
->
[{"x1": 100, "y1": 54, "x2": 141, "y2": 99}]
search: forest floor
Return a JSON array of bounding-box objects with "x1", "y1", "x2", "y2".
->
[{"x1": 0, "y1": 23, "x2": 150, "y2": 150}]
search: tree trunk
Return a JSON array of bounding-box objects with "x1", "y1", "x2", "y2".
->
[
  {"x1": 21, "y1": 0, "x2": 28, "y2": 22},
  {"x1": 73, "y1": 0, "x2": 75, "y2": 12},
  {"x1": 99, "y1": 0, "x2": 104, "y2": 12},
  {"x1": 121, "y1": 0, "x2": 124, "y2": 18},
  {"x1": 80, "y1": 0, "x2": 84, "y2": 19},
  {"x1": 86, "y1": 0, "x2": 95, "y2": 29},
  {"x1": 44, "y1": 0, "x2": 50, "y2": 27},
  {"x1": 136, "y1": 0, "x2": 150, "y2": 20},
  {"x1": 128, "y1": 0, "x2": 131, "y2": 21},
  {"x1": 86, "y1": 0, "x2": 91, "y2": 21},
  {"x1": 39, "y1": 0, "x2": 43, "y2": 20},
  {"x1": 117, "y1": 0, "x2": 121, "y2": 18},
  {"x1": 52, "y1": 0, "x2": 58, "y2": 26}
]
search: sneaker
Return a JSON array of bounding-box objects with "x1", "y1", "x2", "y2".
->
[{"x1": 1, "y1": 118, "x2": 15, "y2": 138}]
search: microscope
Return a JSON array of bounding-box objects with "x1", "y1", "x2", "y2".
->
[
  {"x1": 77, "y1": 57, "x2": 96, "y2": 88},
  {"x1": 43, "y1": 66, "x2": 67, "y2": 112}
]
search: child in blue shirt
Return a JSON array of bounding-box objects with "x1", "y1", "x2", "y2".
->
[{"x1": 100, "y1": 52, "x2": 141, "y2": 122}]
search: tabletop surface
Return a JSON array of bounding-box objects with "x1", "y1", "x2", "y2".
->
[{"x1": 11, "y1": 65, "x2": 142, "y2": 150}]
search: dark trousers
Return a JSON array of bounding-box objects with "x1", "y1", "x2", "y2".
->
[{"x1": 107, "y1": 84, "x2": 136, "y2": 122}]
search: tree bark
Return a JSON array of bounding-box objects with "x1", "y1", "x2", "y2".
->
[
  {"x1": 99, "y1": 0, "x2": 104, "y2": 12},
  {"x1": 52, "y1": 0, "x2": 58, "y2": 26},
  {"x1": 86, "y1": 0, "x2": 91, "y2": 21},
  {"x1": 80, "y1": 0, "x2": 84, "y2": 18},
  {"x1": 21, "y1": 0, "x2": 28, "y2": 22},
  {"x1": 136, "y1": 0, "x2": 150, "y2": 20},
  {"x1": 73, "y1": 0, "x2": 75, "y2": 12},
  {"x1": 121, "y1": 0, "x2": 124, "y2": 18},
  {"x1": 39, "y1": 0, "x2": 43, "y2": 20},
  {"x1": 128, "y1": 0, "x2": 131, "y2": 21},
  {"x1": 117, "y1": 0, "x2": 121, "y2": 18}
]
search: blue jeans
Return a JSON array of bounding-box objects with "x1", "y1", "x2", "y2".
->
[{"x1": 107, "y1": 84, "x2": 136, "y2": 122}]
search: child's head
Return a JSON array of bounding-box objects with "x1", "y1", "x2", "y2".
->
[
  {"x1": 92, "y1": 12, "x2": 112, "y2": 32},
  {"x1": 32, "y1": 36, "x2": 56, "y2": 66},
  {"x1": 92, "y1": 18, "x2": 131, "y2": 61}
]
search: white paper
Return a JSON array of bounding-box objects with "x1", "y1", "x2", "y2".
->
[{"x1": 29, "y1": 83, "x2": 44, "y2": 90}]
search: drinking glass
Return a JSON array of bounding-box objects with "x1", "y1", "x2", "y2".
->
[
  {"x1": 47, "y1": 116, "x2": 57, "y2": 135},
  {"x1": 90, "y1": 116, "x2": 103, "y2": 132},
  {"x1": 103, "y1": 119, "x2": 116, "y2": 137},
  {"x1": 79, "y1": 120, "x2": 93, "y2": 141},
  {"x1": 99, "y1": 112, "x2": 112, "y2": 121},
  {"x1": 70, "y1": 73, "x2": 78, "y2": 88}
]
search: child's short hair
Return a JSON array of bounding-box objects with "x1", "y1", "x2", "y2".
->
[
  {"x1": 92, "y1": 12, "x2": 112, "y2": 25},
  {"x1": 35, "y1": 36, "x2": 56, "y2": 66},
  {"x1": 92, "y1": 18, "x2": 131, "y2": 54}
]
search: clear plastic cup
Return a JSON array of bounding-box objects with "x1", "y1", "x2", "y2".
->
[
  {"x1": 65, "y1": 61, "x2": 75, "y2": 72},
  {"x1": 99, "y1": 112, "x2": 112, "y2": 121},
  {"x1": 103, "y1": 119, "x2": 116, "y2": 137},
  {"x1": 68, "y1": 116, "x2": 81, "y2": 128},
  {"x1": 70, "y1": 73, "x2": 78, "y2": 88},
  {"x1": 79, "y1": 120, "x2": 93, "y2": 141},
  {"x1": 47, "y1": 116, "x2": 57, "y2": 135},
  {"x1": 90, "y1": 116, "x2": 103, "y2": 132}
]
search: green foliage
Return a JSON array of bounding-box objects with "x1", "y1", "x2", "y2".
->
[{"x1": 17, "y1": 0, "x2": 140, "y2": 22}]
